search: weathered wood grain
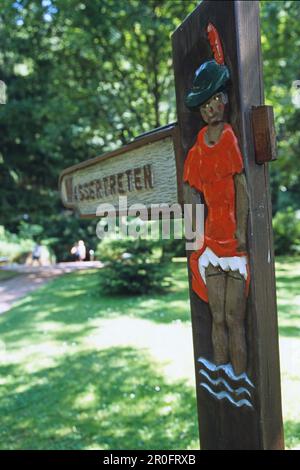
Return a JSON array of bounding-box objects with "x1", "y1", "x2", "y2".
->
[
  {"x1": 172, "y1": 0, "x2": 283, "y2": 449},
  {"x1": 60, "y1": 125, "x2": 181, "y2": 217},
  {"x1": 251, "y1": 105, "x2": 277, "y2": 164},
  {"x1": 235, "y1": 0, "x2": 284, "y2": 450}
]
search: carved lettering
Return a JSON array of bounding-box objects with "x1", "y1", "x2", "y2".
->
[
  {"x1": 103, "y1": 177, "x2": 109, "y2": 196},
  {"x1": 125, "y1": 169, "x2": 132, "y2": 192},
  {"x1": 83, "y1": 182, "x2": 90, "y2": 200},
  {"x1": 110, "y1": 175, "x2": 116, "y2": 195},
  {"x1": 72, "y1": 164, "x2": 155, "y2": 202},
  {"x1": 117, "y1": 173, "x2": 125, "y2": 194},
  {"x1": 89, "y1": 180, "x2": 96, "y2": 200},
  {"x1": 95, "y1": 179, "x2": 102, "y2": 198},
  {"x1": 134, "y1": 167, "x2": 142, "y2": 190},
  {"x1": 144, "y1": 164, "x2": 153, "y2": 189},
  {"x1": 78, "y1": 184, "x2": 85, "y2": 201}
]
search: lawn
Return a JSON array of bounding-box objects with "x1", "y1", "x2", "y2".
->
[
  {"x1": 274, "y1": 257, "x2": 300, "y2": 450},
  {"x1": 0, "y1": 257, "x2": 299, "y2": 449}
]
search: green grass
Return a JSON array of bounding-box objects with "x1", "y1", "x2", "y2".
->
[
  {"x1": 0, "y1": 257, "x2": 299, "y2": 449},
  {"x1": 275, "y1": 257, "x2": 300, "y2": 449},
  {"x1": 0, "y1": 270, "x2": 19, "y2": 281},
  {"x1": 275, "y1": 257, "x2": 300, "y2": 338},
  {"x1": 0, "y1": 263, "x2": 197, "y2": 450}
]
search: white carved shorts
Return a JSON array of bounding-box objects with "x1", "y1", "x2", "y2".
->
[{"x1": 198, "y1": 247, "x2": 248, "y2": 284}]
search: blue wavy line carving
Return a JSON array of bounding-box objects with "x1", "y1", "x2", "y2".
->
[
  {"x1": 197, "y1": 357, "x2": 254, "y2": 388},
  {"x1": 200, "y1": 382, "x2": 253, "y2": 408},
  {"x1": 199, "y1": 369, "x2": 252, "y2": 398}
]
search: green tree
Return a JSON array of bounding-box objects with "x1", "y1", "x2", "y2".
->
[
  {"x1": 0, "y1": 0, "x2": 197, "y2": 258},
  {"x1": 1, "y1": 1, "x2": 299, "y2": 258},
  {"x1": 260, "y1": 0, "x2": 300, "y2": 214}
]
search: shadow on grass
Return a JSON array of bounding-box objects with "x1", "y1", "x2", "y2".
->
[
  {"x1": 0, "y1": 347, "x2": 198, "y2": 450},
  {"x1": 276, "y1": 277, "x2": 300, "y2": 295},
  {"x1": 0, "y1": 264, "x2": 191, "y2": 347},
  {"x1": 2, "y1": 256, "x2": 300, "y2": 345},
  {"x1": 1, "y1": 258, "x2": 299, "y2": 449}
]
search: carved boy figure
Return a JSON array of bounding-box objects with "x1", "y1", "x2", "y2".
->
[{"x1": 183, "y1": 25, "x2": 250, "y2": 376}]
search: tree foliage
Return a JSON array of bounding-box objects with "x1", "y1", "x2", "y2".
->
[
  {"x1": 260, "y1": 0, "x2": 300, "y2": 213},
  {"x1": 0, "y1": 1, "x2": 299, "y2": 257},
  {"x1": 0, "y1": 0, "x2": 197, "y2": 259},
  {"x1": 97, "y1": 236, "x2": 171, "y2": 295}
]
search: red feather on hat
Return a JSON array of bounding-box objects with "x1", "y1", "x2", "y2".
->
[{"x1": 207, "y1": 23, "x2": 225, "y2": 65}]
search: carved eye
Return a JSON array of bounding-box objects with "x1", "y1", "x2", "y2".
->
[
  {"x1": 214, "y1": 94, "x2": 221, "y2": 102},
  {"x1": 202, "y1": 102, "x2": 211, "y2": 110}
]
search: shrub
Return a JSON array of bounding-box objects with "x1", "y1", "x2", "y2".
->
[
  {"x1": 0, "y1": 225, "x2": 34, "y2": 262},
  {"x1": 273, "y1": 208, "x2": 300, "y2": 255},
  {"x1": 0, "y1": 225, "x2": 56, "y2": 263},
  {"x1": 97, "y1": 237, "x2": 171, "y2": 295}
]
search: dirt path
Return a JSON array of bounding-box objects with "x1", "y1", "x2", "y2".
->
[{"x1": 0, "y1": 262, "x2": 102, "y2": 314}]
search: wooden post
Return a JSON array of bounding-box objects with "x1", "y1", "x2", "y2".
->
[{"x1": 172, "y1": 0, "x2": 284, "y2": 449}]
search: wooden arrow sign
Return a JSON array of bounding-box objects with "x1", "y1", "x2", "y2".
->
[{"x1": 59, "y1": 124, "x2": 182, "y2": 217}]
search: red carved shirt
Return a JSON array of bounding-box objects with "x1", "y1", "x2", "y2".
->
[{"x1": 183, "y1": 123, "x2": 249, "y2": 301}]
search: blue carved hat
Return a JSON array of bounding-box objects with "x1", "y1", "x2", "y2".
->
[{"x1": 185, "y1": 59, "x2": 230, "y2": 109}]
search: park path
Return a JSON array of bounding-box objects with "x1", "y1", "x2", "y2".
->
[{"x1": 0, "y1": 262, "x2": 102, "y2": 314}]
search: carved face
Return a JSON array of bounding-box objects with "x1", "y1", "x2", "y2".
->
[{"x1": 200, "y1": 92, "x2": 226, "y2": 124}]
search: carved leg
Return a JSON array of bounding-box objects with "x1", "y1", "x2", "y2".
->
[
  {"x1": 225, "y1": 271, "x2": 247, "y2": 375},
  {"x1": 205, "y1": 264, "x2": 229, "y2": 365}
]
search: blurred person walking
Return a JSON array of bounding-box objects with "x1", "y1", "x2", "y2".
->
[
  {"x1": 77, "y1": 240, "x2": 86, "y2": 261},
  {"x1": 71, "y1": 240, "x2": 86, "y2": 261},
  {"x1": 31, "y1": 243, "x2": 42, "y2": 266}
]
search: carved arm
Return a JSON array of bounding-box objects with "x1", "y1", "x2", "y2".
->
[{"x1": 234, "y1": 172, "x2": 249, "y2": 252}]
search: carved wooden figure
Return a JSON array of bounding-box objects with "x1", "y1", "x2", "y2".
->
[
  {"x1": 173, "y1": 2, "x2": 284, "y2": 449},
  {"x1": 183, "y1": 24, "x2": 249, "y2": 378}
]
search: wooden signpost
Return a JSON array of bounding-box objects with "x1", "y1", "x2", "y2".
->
[
  {"x1": 172, "y1": 0, "x2": 283, "y2": 449},
  {"x1": 59, "y1": 124, "x2": 182, "y2": 217},
  {"x1": 60, "y1": 0, "x2": 284, "y2": 450}
]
